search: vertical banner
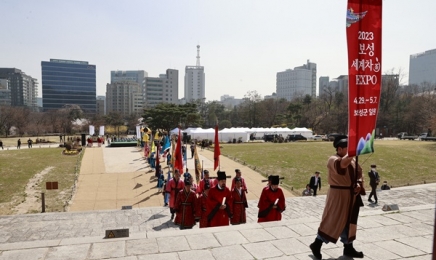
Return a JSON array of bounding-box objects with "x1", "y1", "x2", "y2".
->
[
  {"x1": 346, "y1": 0, "x2": 382, "y2": 156},
  {"x1": 99, "y1": 126, "x2": 105, "y2": 136},
  {"x1": 89, "y1": 125, "x2": 95, "y2": 135},
  {"x1": 136, "y1": 125, "x2": 141, "y2": 139}
]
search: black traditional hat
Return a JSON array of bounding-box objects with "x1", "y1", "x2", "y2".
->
[
  {"x1": 217, "y1": 171, "x2": 227, "y2": 180},
  {"x1": 333, "y1": 135, "x2": 348, "y2": 148},
  {"x1": 204, "y1": 170, "x2": 209, "y2": 175},
  {"x1": 235, "y1": 169, "x2": 241, "y2": 173},
  {"x1": 184, "y1": 179, "x2": 192, "y2": 186},
  {"x1": 371, "y1": 164, "x2": 376, "y2": 168},
  {"x1": 234, "y1": 177, "x2": 242, "y2": 183},
  {"x1": 271, "y1": 175, "x2": 280, "y2": 185}
]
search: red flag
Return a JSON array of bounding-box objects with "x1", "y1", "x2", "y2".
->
[
  {"x1": 346, "y1": 0, "x2": 382, "y2": 156},
  {"x1": 214, "y1": 125, "x2": 220, "y2": 170},
  {"x1": 173, "y1": 129, "x2": 183, "y2": 173}
]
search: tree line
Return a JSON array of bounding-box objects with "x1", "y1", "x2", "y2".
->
[
  {"x1": 1, "y1": 76, "x2": 435, "y2": 137},
  {"x1": 144, "y1": 78, "x2": 436, "y2": 137}
]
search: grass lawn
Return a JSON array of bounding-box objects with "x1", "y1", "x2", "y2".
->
[
  {"x1": 0, "y1": 135, "x2": 62, "y2": 148},
  {"x1": 0, "y1": 148, "x2": 81, "y2": 215},
  {"x1": 219, "y1": 140, "x2": 436, "y2": 196}
]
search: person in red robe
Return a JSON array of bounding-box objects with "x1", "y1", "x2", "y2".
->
[
  {"x1": 196, "y1": 170, "x2": 213, "y2": 194},
  {"x1": 206, "y1": 171, "x2": 233, "y2": 227},
  {"x1": 174, "y1": 179, "x2": 197, "y2": 229},
  {"x1": 257, "y1": 175, "x2": 286, "y2": 223},
  {"x1": 231, "y1": 169, "x2": 248, "y2": 193},
  {"x1": 165, "y1": 169, "x2": 185, "y2": 220},
  {"x1": 231, "y1": 177, "x2": 247, "y2": 225},
  {"x1": 196, "y1": 179, "x2": 210, "y2": 228}
]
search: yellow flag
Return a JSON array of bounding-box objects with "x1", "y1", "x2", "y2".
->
[
  {"x1": 170, "y1": 138, "x2": 176, "y2": 166},
  {"x1": 194, "y1": 145, "x2": 201, "y2": 183}
]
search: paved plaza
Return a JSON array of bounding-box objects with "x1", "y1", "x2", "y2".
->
[
  {"x1": 0, "y1": 145, "x2": 434, "y2": 259},
  {"x1": 69, "y1": 146, "x2": 292, "y2": 211}
]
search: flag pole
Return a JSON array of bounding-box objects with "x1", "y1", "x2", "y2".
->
[{"x1": 201, "y1": 160, "x2": 204, "y2": 179}]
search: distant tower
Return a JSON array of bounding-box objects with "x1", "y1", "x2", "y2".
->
[
  {"x1": 185, "y1": 45, "x2": 205, "y2": 102},
  {"x1": 196, "y1": 45, "x2": 201, "y2": 67}
]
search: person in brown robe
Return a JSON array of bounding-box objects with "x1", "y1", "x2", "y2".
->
[
  {"x1": 231, "y1": 177, "x2": 247, "y2": 225},
  {"x1": 310, "y1": 135, "x2": 365, "y2": 259}
]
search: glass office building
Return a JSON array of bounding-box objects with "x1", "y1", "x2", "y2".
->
[{"x1": 41, "y1": 59, "x2": 96, "y2": 113}]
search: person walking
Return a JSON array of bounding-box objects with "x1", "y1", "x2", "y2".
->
[
  {"x1": 309, "y1": 135, "x2": 365, "y2": 259},
  {"x1": 190, "y1": 142, "x2": 195, "y2": 159},
  {"x1": 165, "y1": 169, "x2": 185, "y2": 220},
  {"x1": 174, "y1": 179, "x2": 198, "y2": 229},
  {"x1": 231, "y1": 177, "x2": 247, "y2": 225},
  {"x1": 0, "y1": 139, "x2": 3, "y2": 150},
  {"x1": 257, "y1": 175, "x2": 286, "y2": 223},
  {"x1": 196, "y1": 170, "x2": 212, "y2": 195},
  {"x1": 17, "y1": 139, "x2": 21, "y2": 149},
  {"x1": 27, "y1": 138, "x2": 33, "y2": 148},
  {"x1": 231, "y1": 169, "x2": 248, "y2": 193},
  {"x1": 368, "y1": 164, "x2": 380, "y2": 204},
  {"x1": 206, "y1": 171, "x2": 232, "y2": 227},
  {"x1": 309, "y1": 171, "x2": 322, "y2": 196},
  {"x1": 196, "y1": 180, "x2": 210, "y2": 228}
]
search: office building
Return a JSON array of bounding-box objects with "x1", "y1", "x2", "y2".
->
[
  {"x1": 409, "y1": 48, "x2": 436, "y2": 87},
  {"x1": 0, "y1": 78, "x2": 11, "y2": 106},
  {"x1": 106, "y1": 70, "x2": 148, "y2": 116},
  {"x1": 276, "y1": 60, "x2": 317, "y2": 101},
  {"x1": 41, "y1": 59, "x2": 96, "y2": 113},
  {"x1": 264, "y1": 93, "x2": 278, "y2": 100},
  {"x1": 0, "y1": 68, "x2": 38, "y2": 109},
  {"x1": 220, "y1": 94, "x2": 243, "y2": 109},
  {"x1": 319, "y1": 76, "x2": 330, "y2": 94},
  {"x1": 184, "y1": 45, "x2": 205, "y2": 102},
  {"x1": 143, "y1": 69, "x2": 179, "y2": 108},
  {"x1": 111, "y1": 70, "x2": 147, "y2": 85},
  {"x1": 106, "y1": 82, "x2": 141, "y2": 116},
  {"x1": 96, "y1": 96, "x2": 105, "y2": 116}
]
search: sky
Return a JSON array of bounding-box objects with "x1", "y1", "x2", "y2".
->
[{"x1": 1, "y1": 0, "x2": 436, "y2": 101}]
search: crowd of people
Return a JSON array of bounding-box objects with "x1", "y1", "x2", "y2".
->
[
  {"x1": 160, "y1": 167, "x2": 286, "y2": 230},
  {"x1": 140, "y1": 132, "x2": 394, "y2": 259}
]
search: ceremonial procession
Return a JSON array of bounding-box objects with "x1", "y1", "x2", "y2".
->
[
  {"x1": 2, "y1": 0, "x2": 436, "y2": 259},
  {"x1": 143, "y1": 125, "x2": 287, "y2": 229}
]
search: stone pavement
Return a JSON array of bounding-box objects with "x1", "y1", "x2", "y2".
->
[
  {"x1": 69, "y1": 146, "x2": 292, "y2": 211},
  {"x1": 0, "y1": 182, "x2": 434, "y2": 259}
]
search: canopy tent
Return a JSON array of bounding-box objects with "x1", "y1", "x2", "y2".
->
[
  {"x1": 289, "y1": 127, "x2": 313, "y2": 137},
  {"x1": 189, "y1": 128, "x2": 215, "y2": 140},
  {"x1": 170, "y1": 127, "x2": 180, "y2": 135},
  {"x1": 219, "y1": 128, "x2": 250, "y2": 142}
]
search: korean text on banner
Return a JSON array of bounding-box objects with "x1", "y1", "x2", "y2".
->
[{"x1": 346, "y1": 0, "x2": 382, "y2": 156}]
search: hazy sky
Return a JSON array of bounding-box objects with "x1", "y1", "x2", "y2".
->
[{"x1": 2, "y1": 0, "x2": 436, "y2": 101}]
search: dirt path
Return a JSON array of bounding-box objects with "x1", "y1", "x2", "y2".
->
[{"x1": 13, "y1": 166, "x2": 54, "y2": 214}]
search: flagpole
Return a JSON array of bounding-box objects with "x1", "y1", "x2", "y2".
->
[{"x1": 201, "y1": 160, "x2": 204, "y2": 179}]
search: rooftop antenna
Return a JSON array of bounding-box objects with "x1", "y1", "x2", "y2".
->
[{"x1": 196, "y1": 45, "x2": 201, "y2": 67}]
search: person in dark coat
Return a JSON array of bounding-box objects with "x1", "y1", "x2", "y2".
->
[
  {"x1": 309, "y1": 171, "x2": 322, "y2": 196},
  {"x1": 367, "y1": 164, "x2": 380, "y2": 204}
]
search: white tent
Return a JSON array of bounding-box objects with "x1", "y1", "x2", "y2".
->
[
  {"x1": 289, "y1": 127, "x2": 313, "y2": 137},
  {"x1": 170, "y1": 127, "x2": 180, "y2": 135},
  {"x1": 189, "y1": 128, "x2": 215, "y2": 140},
  {"x1": 184, "y1": 127, "x2": 202, "y2": 135},
  {"x1": 219, "y1": 128, "x2": 250, "y2": 142}
]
